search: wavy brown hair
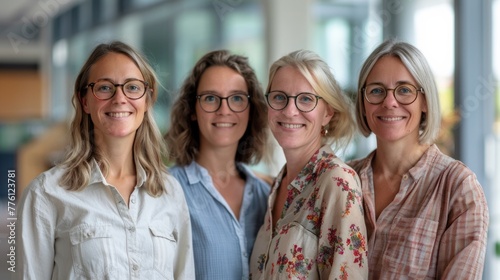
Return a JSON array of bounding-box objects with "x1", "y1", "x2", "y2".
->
[
  {"x1": 165, "y1": 50, "x2": 268, "y2": 166},
  {"x1": 59, "y1": 41, "x2": 167, "y2": 196}
]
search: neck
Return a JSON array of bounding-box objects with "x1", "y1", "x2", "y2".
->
[
  {"x1": 373, "y1": 141, "x2": 430, "y2": 177},
  {"x1": 96, "y1": 136, "x2": 136, "y2": 177},
  {"x1": 281, "y1": 143, "x2": 322, "y2": 186},
  {"x1": 196, "y1": 146, "x2": 239, "y2": 180}
]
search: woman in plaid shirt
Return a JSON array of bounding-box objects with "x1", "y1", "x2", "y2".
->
[{"x1": 349, "y1": 39, "x2": 489, "y2": 279}]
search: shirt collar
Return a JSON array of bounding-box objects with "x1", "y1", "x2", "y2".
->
[
  {"x1": 183, "y1": 161, "x2": 251, "y2": 186},
  {"x1": 88, "y1": 158, "x2": 147, "y2": 188},
  {"x1": 357, "y1": 144, "x2": 438, "y2": 181},
  {"x1": 287, "y1": 145, "x2": 336, "y2": 192},
  {"x1": 407, "y1": 144, "x2": 439, "y2": 180}
]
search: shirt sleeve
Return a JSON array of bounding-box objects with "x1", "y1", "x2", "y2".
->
[
  {"x1": 438, "y1": 172, "x2": 489, "y2": 279},
  {"x1": 17, "y1": 174, "x2": 56, "y2": 280},
  {"x1": 168, "y1": 177, "x2": 196, "y2": 280},
  {"x1": 319, "y1": 166, "x2": 369, "y2": 279}
]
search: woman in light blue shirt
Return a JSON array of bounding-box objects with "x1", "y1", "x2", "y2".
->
[
  {"x1": 17, "y1": 41, "x2": 195, "y2": 279},
  {"x1": 165, "y1": 50, "x2": 271, "y2": 280}
]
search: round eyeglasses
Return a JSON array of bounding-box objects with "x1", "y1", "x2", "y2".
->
[
  {"x1": 85, "y1": 79, "x2": 149, "y2": 100},
  {"x1": 363, "y1": 83, "x2": 424, "y2": 105},
  {"x1": 196, "y1": 93, "x2": 250, "y2": 113},
  {"x1": 266, "y1": 91, "x2": 323, "y2": 113}
]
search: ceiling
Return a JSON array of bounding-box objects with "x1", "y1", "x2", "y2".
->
[{"x1": 0, "y1": 0, "x2": 78, "y2": 34}]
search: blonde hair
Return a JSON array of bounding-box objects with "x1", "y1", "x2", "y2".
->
[
  {"x1": 267, "y1": 49, "x2": 356, "y2": 151},
  {"x1": 165, "y1": 50, "x2": 269, "y2": 166},
  {"x1": 356, "y1": 39, "x2": 441, "y2": 144},
  {"x1": 59, "y1": 41, "x2": 167, "y2": 196}
]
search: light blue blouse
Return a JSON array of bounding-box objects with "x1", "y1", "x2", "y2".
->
[{"x1": 169, "y1": 161, "x2": 270, "y2": 280}]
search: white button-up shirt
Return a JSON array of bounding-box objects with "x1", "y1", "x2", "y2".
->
[{"x1": 17, "y1": 160, "x2": 195, "y2": 279}]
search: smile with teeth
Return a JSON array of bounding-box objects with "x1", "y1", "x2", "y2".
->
[
  {"x1": 213, "y1": 123, "x2": 235, "y2": 127},
  {"x1": 279, "y1": 122, "x2": 304, "y2": 129},
  {"x1": 107, "y1": 112, "x2": 131, "y2": 118},
  {"x1": 379, "y1": 116, "x2": 404, "y2": 121}
]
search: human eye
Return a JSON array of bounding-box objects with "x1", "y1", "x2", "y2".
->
[
  {"x1": 270, "y1": 92, "x2": 287, "y2": 102},
  {"x1": 367, "y1": 86, "x2": 385, "y2": 95},
  {"x1": 201, "y1": 94, "x2": 218, "y2": 103},
  {"x1": 297, "y1": 93, "x2": 316, "y2": 104},
  {"x1": 230, "y1": 94, "x2": 247, "y2": 103},
  {"x1": 124, "y1": 81, "x2": 144, "y2": 93},
  {"x1": 396, "y1": 85, "x2": 414, "y2": 95},
  {"x1": 95, "y1": 82, "x2": 114, "y2": 93}
]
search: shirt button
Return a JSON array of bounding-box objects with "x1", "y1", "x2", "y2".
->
[
  {"x1": 403, "y1": 175, "x2": 408, "y2": 180},
  {"x1": 132, "y1": 264, "x2": 139, "y2": 271},
  {"x1": 128, "y1": 226, "x2": 136, "y2": 232},
  {"x1": 131, "y1": 197, "x2": 136, "y2": 204}
]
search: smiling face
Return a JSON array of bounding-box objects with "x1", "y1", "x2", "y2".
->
[
  {"x1": 81, "y1": 52, "x2": 147, "y2": 143},
  {"x1": 363, "y1": 55, "x2": 427, "y2": 145},
  {"x1": 267, "y1": 66, "x2": 333, "y2": 154},
  {"x1": 194, "y1": 66, "x2": 250, "y2": 151}
]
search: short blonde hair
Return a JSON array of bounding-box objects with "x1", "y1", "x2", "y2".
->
[
  {"x1": 356, "y1": 39, "x2": 441, "y2": 144},
  {"x1": 267, "y1": 49, "x2": 356, "y2": 150}
]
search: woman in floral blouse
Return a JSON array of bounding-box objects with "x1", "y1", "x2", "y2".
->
[{"x1": 249, "y1": 50, "x2": 368, "y2": 279}]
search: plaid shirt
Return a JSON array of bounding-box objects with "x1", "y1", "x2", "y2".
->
[{"x1": 349, "y1": 144, "x2": 489, "y2": 279}]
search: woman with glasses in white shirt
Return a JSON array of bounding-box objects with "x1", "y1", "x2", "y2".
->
[
  {"x1": 164, "y1": 50, "x2": 271, "y2": 280},
  {"x1": 17, "y1": 41, "x2": 194, "y2": 279}
]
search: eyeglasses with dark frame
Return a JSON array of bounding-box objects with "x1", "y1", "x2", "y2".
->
[
  {"x1": 265, "y1": 91, "x2": 323, "y2": 113},
  {"x1": 196, "y1": 93, "x2": 250, "y2": 113},
  {"x1": 85, "y1": 79, "x2": 149, "y2": 100},
  {"x1": 363, "y1": 83, "x2": 425, "y2": 105}
]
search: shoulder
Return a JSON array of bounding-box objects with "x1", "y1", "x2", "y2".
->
[
  {"x1": 23, "y1": 165, "x2": 66, "y2": 195},
  {"x1": 346, "y1": 151, "x2": 374, "y2": 174},
  {"x1": 18, "y1": 166, "x2": 65, "y2": 214},
  {"x1": 237, "y1": 163, "x2": 272, "y2": 192},
  {"x1": 317, "y1": 157, "x2": 362, "y2": 194},
  {"x1": 425, "y1": 146, "x2": 477, "y2": 184},
  {"x1": 167, "y1": 164, "x2": 186, "y2": 178}
]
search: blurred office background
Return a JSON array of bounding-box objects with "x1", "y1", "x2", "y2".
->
[{"x1": 0, "y1": 0, "x2": 498, "y2": 278}]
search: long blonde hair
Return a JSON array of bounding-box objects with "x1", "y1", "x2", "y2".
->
[{"x1": 59, "y1": 41, "x2": 167, "y2": 196}]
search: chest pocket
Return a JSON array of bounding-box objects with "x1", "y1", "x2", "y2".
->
[
  {"x1": 149, "y1": 222, "x2": 177, "y2": 279},
  {"x1": 382, "y1": 217, "x2": 439, "y2": 278},
  {"x1": 69, "y1": 224, "x2": 115, "y2": 279},
  {"x1": 270, "y1": 222, "x2": 319, "y2": 278}
]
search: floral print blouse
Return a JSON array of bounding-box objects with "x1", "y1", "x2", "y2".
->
[{"x1": 250, "y1": 145, "x2": 368, "y2": 280}]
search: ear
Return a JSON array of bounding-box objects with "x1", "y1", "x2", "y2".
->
[
  {"x1": 421, "y1": 95, "x2": 428, "y2": 113},
  {"x1": 322, "y1": 105, "x2": 334, "y2": 126},
  {"x1": 81, "y1": 93, "x2": 90, "y2": 114}
]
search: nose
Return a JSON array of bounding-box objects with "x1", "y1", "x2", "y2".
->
[
  {"x1": 111, "y1": 86, "x2": 127, "y2": 103},
  {"x1": 282, "y1": 97, "x2": 300, "y2": 115},
  {"x1": 382, "y1": 89, "x2": 399, "y2": 108},
  {"x1": 216, "y1": 98, "x2": 232, "y2": 114}
]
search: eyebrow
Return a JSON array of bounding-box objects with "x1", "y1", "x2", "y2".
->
[
  {"x1": 268, "y1": 90, "x2": 315, "y2": 95},
  {"x1": 94, "y1": 78, "x2": 144, "y2": 83},
  {"x1": 365, "y1": 80, "x2": 414, "y2": 87},
  {"x1": 198, "y1": 90, "x2": 248, "y2": 95}
]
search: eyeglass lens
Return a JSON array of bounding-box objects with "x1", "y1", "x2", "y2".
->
[
  {"x1": 91, "y1": 79, "x2": 147, "y2": 100},
  {"x1": 364, "y1": 84, "x2": 419, "y2": 105},
  {"x1": 266, "y1": 91, "x2": 320, "y2": 112},
  {"x1": 197, "y1": 93, "x2": 249, "y2": 112}
]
